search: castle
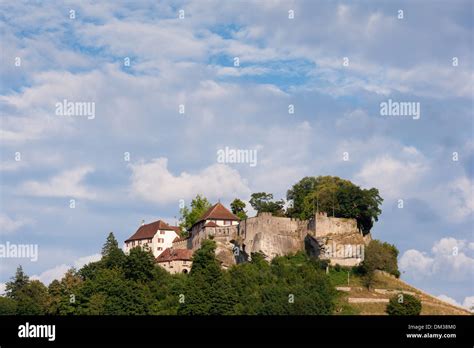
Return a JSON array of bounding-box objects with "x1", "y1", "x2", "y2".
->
[{"x1": 124, "y1": 203, "x2": 372, "y2": 274}]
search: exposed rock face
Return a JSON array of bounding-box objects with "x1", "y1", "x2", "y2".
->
[{"x1": 309, "y1": 212, "x2": 367, "y2": 266}]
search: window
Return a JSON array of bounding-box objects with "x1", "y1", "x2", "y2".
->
[
  {"x1": 160, "y1": 230, "x2": 165, "y2": 235},
  {"x1": 157, "y1": 247, "x2": 162, "y2": 251},
  {"x1": 148, "y1": 239, "x2": 152, "y2": 243},
  {"x1": 132, "y1": 241, "x2": 135, "y2": 247},
  {"x1": 158, "y1": 238, "x2": 164, "y2": 243}
]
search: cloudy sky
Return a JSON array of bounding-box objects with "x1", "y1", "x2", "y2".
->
[{"x1": 0, "y1": 1, "x2": 472, "y2": 308}]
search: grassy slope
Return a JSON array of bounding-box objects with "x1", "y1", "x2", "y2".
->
[{"x1": 328, "y1": 269, "x2": 471, "y2": 315}]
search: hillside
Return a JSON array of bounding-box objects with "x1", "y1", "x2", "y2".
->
[{"x1": 330, "y1": 270, "x2": 471, "y2": 315}]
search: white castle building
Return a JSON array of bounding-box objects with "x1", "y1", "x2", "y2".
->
[{"x1": 124, "y1": 220, "x2": 181, "y2": 258}]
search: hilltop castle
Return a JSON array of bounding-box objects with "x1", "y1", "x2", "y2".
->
[{"x1": 124, "y1": 203, "x2": 372, "y2": 274}]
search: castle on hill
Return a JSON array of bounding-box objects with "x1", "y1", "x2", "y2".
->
[{"x1": 124, "y1": 202, "x2": 371, "y2": 274}]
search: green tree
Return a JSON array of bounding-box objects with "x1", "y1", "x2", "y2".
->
[
  {"x1": 15, "y1": 280, "x2": 49, "y2": 315},
  {"x1": 50, "y1": 269, "x2": 83, "y2": 315},
  {"x1": 179, "y1": 194, "x2": 212, "y2": 231},
  {"x1": 102, "y1": 232, "x2": 119, "y2": 256},
  {"x1": 286, "y1": 177, "x2": 317, "y2": 219},
  {"x1": 287, "y1": 176, "x2": 383, "y2": 234},
  {"x1": 178, "y1": 240, "x2": 237, "y2": 315},
  {"x1": 0, "y1": 297, "x2": 17, "y2": 315},
  {"x1": 47, "y1": 280, "x2": 62, "y2": 315},
  {"x1": 359, "y1": 240, "x2": 400, "y2": 289},
  {"x1": 386, "y1": 294, "x2": 422, "y2": 315},
  {"x1": 83, "y1": 293, "x2": 106, "y2": 315},
  {"x1": 101, "y1": 232, "x2": 126, "y2": 269},
  {"x1": 261, "y1": 253, "x2": 335, "y2": 315},
  {"x1": 231, "y1": 198, "x2": 248, "y2": 220},
  {"x1": 124, "y1": 247, "x2": 155, "y2": 282},
  {"x1": 77, "y1": 268, "x2": 152, "y2": 315},
  {"x1": 5, "y1": 266, "x2": 29, "y2": 299},
  {"x1": 249, "y1": 192, "x2": 285, "y2": 216},
  {"x1": 78, "y1": 260, "x2": 104, "y2": 280}
]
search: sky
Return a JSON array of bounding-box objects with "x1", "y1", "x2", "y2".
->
[{"x1": 0, "y1": 0, "x2": 473, "y2": 309}]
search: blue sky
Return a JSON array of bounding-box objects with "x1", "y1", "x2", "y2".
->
[{"x1": 0, "y1": 0, "x2": 473, "y2": 309}]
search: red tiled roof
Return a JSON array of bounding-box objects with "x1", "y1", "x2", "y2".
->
[
  {"x1": 155, "y1": 248, "x2": 193, "y2": 262},
  {"x1": 195, "y1": 203, "x2": 239, "y2": 225},
  {"x1": 168, "y1": 225, "x2": 182, "y2": 234},
  {"x1": 125, "y1": 220, "x2": 180, "y2": 242}
]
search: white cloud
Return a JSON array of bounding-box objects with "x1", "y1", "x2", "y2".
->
[
  {"x1": 462, "y1": 296, "x2": 474, "y2": 312},
  {"x1": 129, "y1": 158, "x2": 251, "y2": 204},
  {"x1": 400, "y1": 237, "x2": 474, "y2": 282},
  {"x1": 0, "y1": 214, "x2": 33, "y2": 234},
  {"x1": 0, "y1": 283, "x2": 5, "y2": 296},
  {"x1": 73, "y1": 254, "x2": 102, "y2": 268},
  {"x1": 398, "y1": 249, "x2": 434, "y2": 275},
  {"x1": 19, "y1": 166, "x2": 96, "y2": 199},
  {"x1": 355, "y1": 151, "x2": 428, "y2": 199},
  {"x1": 437, "y1": 294, "x2": 474, "y2": 312},
  {"x1": 436, "y1": 294, "x2": 460, "y2": 306},
  {"x1": 443, "y1": 176, "x2": 474, "y2": 220},
  {"x1": 30, "y1": 253, "x2": 101, "y2": 286}
]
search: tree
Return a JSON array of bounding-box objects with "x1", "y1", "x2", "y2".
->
[
  {"x1": 179, "y1": 194, "x2": 212, "y2": 231},
  {"x1": 178, "y1": 240, "x2": 237, "y2": 315},
  {"x1": 0, "y1": 297, "x2": 17, "y2": 315},
  {"x1": 360, "y1": 240, "x2": 400, "y2": 289},
  {"x1": 286, "y1": 177, "x2": 317, "y2": 219},
  {"x1": 102, "y1": 232, "x2": 119, "y2": 256},
  {"x1": 77, "y1": 268, "x2": 152, "y2": 315},
  {"x1": 231, "y1": 198, "x2": 248, "y2": 220},
  {"x1": 47, "y1": 280, "x2": 62, "y2": 315},
  {"x1": 53, "y1": 269, "x2": 83, "y2": 315},
  {"x1": 83, "y1": 293, "x2": 106, "y2": 315},
  {"x1": 249, "y1": 192, "x2": 285, "y2": 216},
  {"x1": 261, "y1": 253, "x2": 335, "y2": 315},
  {"x1": 15, "y1": 280, "x2": 49, "y2": 315},
  {"x1": 386, "y1": 294, "x2": 422, "y2": 315},
  {"x1": 124, "y1": 247, "x2": 155, "y2": 282},
  {"x1": 286, "y1": 176, "x2": 383, "y2": 234},
  {"x1": 78, "y1": 260, "x2": 104, "y2": 280},
  {"x1": 5, "y1": 266, "x2": 29, "y2": 299},
  {"x1": 101, "y1": 232, "x2": 126, "y2": 269}
]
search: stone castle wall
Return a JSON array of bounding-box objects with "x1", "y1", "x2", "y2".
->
[
  {"x1": 238, "y1": 212, "x2": 309, "y2": 260},
  {"x1": 175, "y1": 212, "x2": 368, "y2": 269},
  {"x1": 313, "y1": 212, "x2": 359, "y2": 237}
]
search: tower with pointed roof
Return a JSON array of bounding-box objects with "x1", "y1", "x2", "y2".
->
[{"x1": 189, "y1": 202, "x2": 240, "y2": 239}]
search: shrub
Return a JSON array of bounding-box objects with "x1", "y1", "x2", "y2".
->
[{"x1": 386, "y1": 293, "x2": 422, "y2": 315}]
